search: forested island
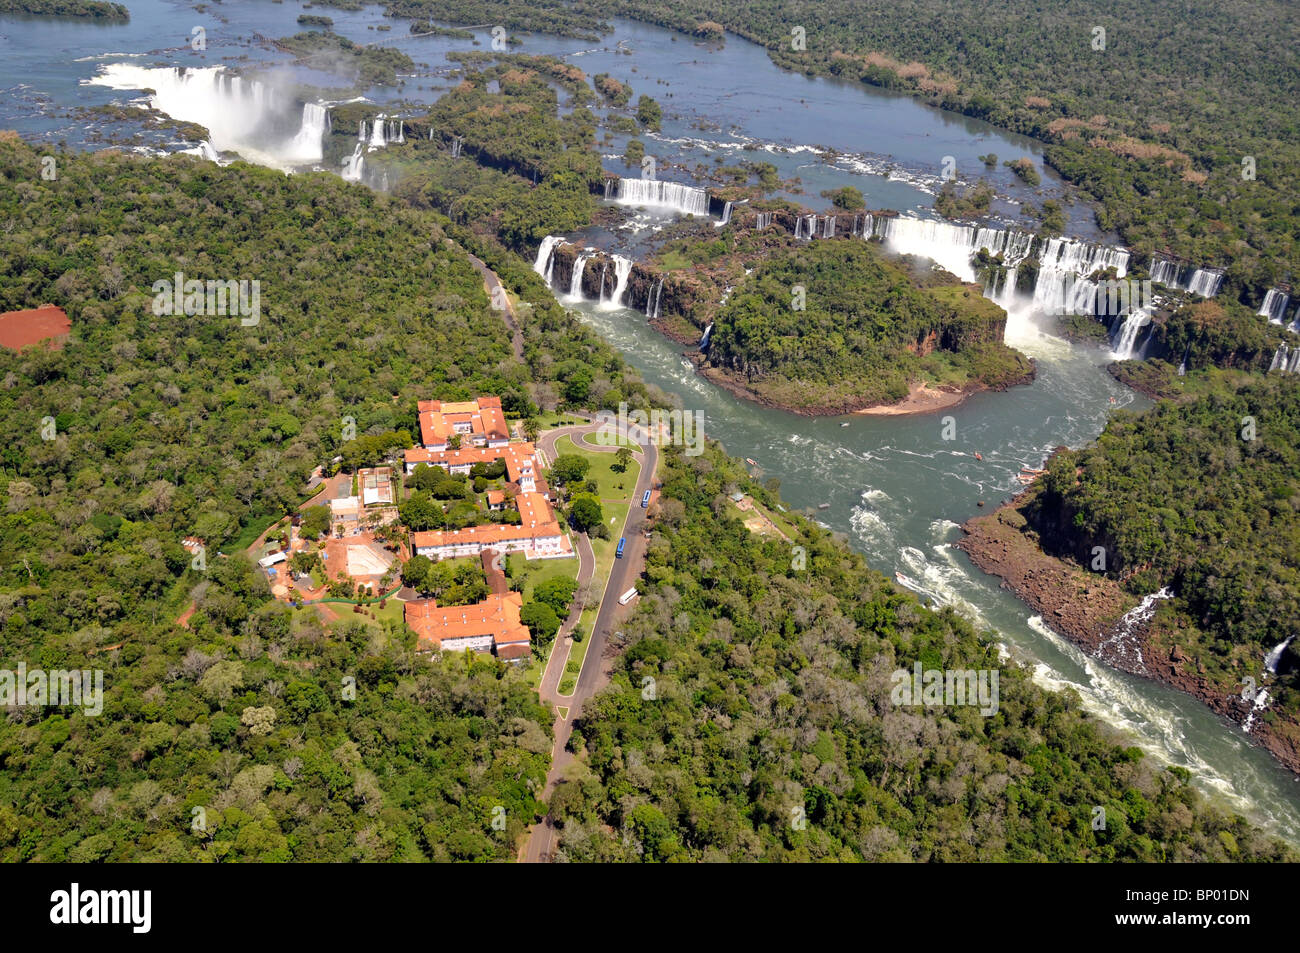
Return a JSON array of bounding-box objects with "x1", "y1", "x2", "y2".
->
[
  {"x1": 0, "y1": 0, "x2": 128, "y2": 17},
  {"x1": 652, "y1": 233, "x2": 1033, "y2": 415}
]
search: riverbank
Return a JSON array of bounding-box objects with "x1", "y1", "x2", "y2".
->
[{"x1": 957, "y1": 488, "x2": 1300, "y2": 776}]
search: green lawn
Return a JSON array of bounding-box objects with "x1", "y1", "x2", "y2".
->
[
  {"x1": 552, "y1": 434, "x2": 640, "y2": 500},
  {"x1": 507, "y1": 552, "x2": 580, "y2": 602},
  {"x1": 550, "y1": 433, "x2": 641, "y2": 614}
]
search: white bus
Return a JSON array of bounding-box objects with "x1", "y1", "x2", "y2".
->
[{"x1": 618, "y1": 587, "x2": 638, "y2": 606}]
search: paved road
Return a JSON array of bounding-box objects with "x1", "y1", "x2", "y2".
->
[
  {"x1": 522, "y1": 422, "x2": 658, "y2": 863},
  {"x1": 461, "y1": 246, "x2": 525, "y2": 363}
]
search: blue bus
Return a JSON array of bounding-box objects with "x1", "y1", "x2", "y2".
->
[
  {"x1": 641, "y1": 490, "x2": 651, "y2": 508},
  {"x1": 616, "y1": 537, "x2": 626, "y2": 558}
]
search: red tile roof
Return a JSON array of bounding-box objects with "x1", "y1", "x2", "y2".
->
[{"x1": 404, "y1": 591, "x2": 530, "y2": 653}]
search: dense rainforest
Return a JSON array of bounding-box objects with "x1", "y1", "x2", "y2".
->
[
  {"x1": 1028, "y1": 377, "x2": 1300, "y2": 728},
  {"x1": 2, "y1": 129, "x2": 1291, "y2": 861},
  {"x1": 0, "y1": 132, "x2": 653, "y2": 860},
  {"x1": 705, "y1": 239, "x2": 1032, "y2": 412},
  {"x1": 549, "y1": 441, "x2": 1292, "y2": 861}
]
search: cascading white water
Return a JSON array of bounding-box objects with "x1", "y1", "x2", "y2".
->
[
  {"x1": 1259, "y1": 289, "x2": 1290, "y2": 324},
  {"x1": 1111, "y1": 310, "x2": 1151, "y2": 360},
  {"x1": 1150, "y1": 257, "x2": 1181, "y2": 287},
  {"x1": 368, "y1": 115, "x2": 386, "y2": 149},
  {"x1": 608, "y1": 177, "x2": 710, "y2": 216},
  {"x1": 1186, "y1": 268, "x2": 1224, "y2": 297},
  {"x1": 1097, "y1": 587, "x2": 1174, "y2": 674},
  {"x1": 533, "y1": 236, "x2": 564, "y2": 286},
  {"x1": 872, "y1": 217, "x2": 1047, "y2": 281},
  {"x1": 1265, "y1": 637, "x2": 1294, "y2": 675},
  {"x1": 1150, "y1": 257, "x2": 1223, "y2": 297},
  {"x1": 567, "y1": 251, "x2": 592, "y2": 301},
  {"x1": 341, "y1": 143, "x2": 365, "y2": 182},
  {"x1": 715, "y1": 201, "x2": 733, "y2": 227},
  {"x1": 87, "y1": 64, "x2": 333, "y2": 169},
  {"x1": 754, "y1": 211, "x2": 773, "y2": 230},
  {"x1": 286, "y1": 102, "x2": 328, "y2": 163},
  {"x1": 599, "y1": 256, "x2": 633, "y2": 311},
  {"x1": 650, "y1": 277, "x2": 664, "y2": 319},
  {"x1": 822, "y1": 215, "x2": 836, "y2": 238}
]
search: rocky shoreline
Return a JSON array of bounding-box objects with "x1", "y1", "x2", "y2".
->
[{"x1": 956, "y1": 489, "x2": 1300, "y2": 776}]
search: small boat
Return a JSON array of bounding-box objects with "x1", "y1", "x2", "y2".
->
[
  {"x1": 895, "y1": 571, "x2": 924, "y2": 593},
  {"x1": 974, "y1": 452, "x2": 983, "y2": 461},
  {"x1": 840, "y1": 422, "x2": 850, "y2": 427},
  {"x1": 745, "y1": 458, "x2": 757, "y2": 466},
  {"x1": 817, "y1": 503, "x2": 831, "y2": 510}
]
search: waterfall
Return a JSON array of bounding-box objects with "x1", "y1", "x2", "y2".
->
[
  {"x1": 1270, "y1": 345, "x2": 1300, "y2": 374},
  {"x1": 649, "y1": 277, "x2": 664, "y2": 319},
  {"x1": 1111, "y1": 310, "x2": 1150, "y2": 360},
  {"x1": 87, "y1": 64, "x2": 346, "y2": 168},
  {"x1": 699, "y1": 322, "x2": 714, "y2": 351},
  {"x1": 754, "y1": 211, "x2": 773, "y2": 230},
  {"x1": 341, "y1": 142, "x2": 364, "y2": 182},
  {"x1": 872, "y1": 217, "x2": 1057, "y2": 281},
  {"x1": 1265, "y1": 636, "x2": 1294, "y2": 675},
  {"x1": 533, "y1": 236, "x2": 564, "y2": 285},
  {"x1": 822, "y1": 215, "x2": 836, "y2": 238},
  {"x1": 286, "y1": 102, "x2": 328, "y2": 163},
  {"x1": 608, "y1": 177, "x2": 710, "y2": 216},
  {"x1": 1097, "y1": 587, "x2": 1173, "y2": 674},
  {"x1": 1259, "y1": 289, "x2": 1290, "y2": 324},
  {"x1": 1149, "y1": 257, "x2": 1181, "y2": 286},
  {"x1": 1243, "y1": 687, "x2": 1272, "y2": 733},
  {"x1": 599, "y1": 256, "x2": 633, "y2": 311},
  {"x1": 451, "y1": 135, "x2": 463, "y2": 158},
  {"x1": 368, "y1": 115, "x2": 387, "y2": 149},
  {"x1": 1177, "y1": 345, "x2": 1189, "y2": 376},
  {"x1": 715, "y1": 201, "x2": 733, "y2": 227},
  {"x1": 394, "y1": 121, "x2": 405, "y2": 144},
  {"x1": 794, "y1": 214, "x2": 816, "y2": 240},
  {"x1": 567, "y1": 251, "x2": 592, "y2": 301},
  {"x1": 359, "y1": 119, "x2": 366, "y2": 141},
  {"x1": 1186, "y1": 268, "x2": 1224, "y2": 297},
  {"x1": 1150, "y1": 257, "x2": 1223, "y2": 297}
]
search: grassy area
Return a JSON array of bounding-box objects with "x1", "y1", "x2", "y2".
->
[
  {"x1": 552, "y1": 432, "x2": 641, "y2": 610},
  {"x1": 553, "y1": 434, "x2": 639, "y2": 499},
  {"x1": 577, "y1": 430, "x2": 636, "y2": 449},
  {"x1": 534, "y1": 411, "x2": 586, "y2": 430},
  {"x1": 506, "y1": 552, "x2": 580, "y2": 602},
  {"x1": 657, "y1": 249, "x2": 691, "y2": 271}
]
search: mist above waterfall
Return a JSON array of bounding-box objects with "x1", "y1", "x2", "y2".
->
[{"x1": 87, "y1": 64, "x2": 332, "y2": 170}]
